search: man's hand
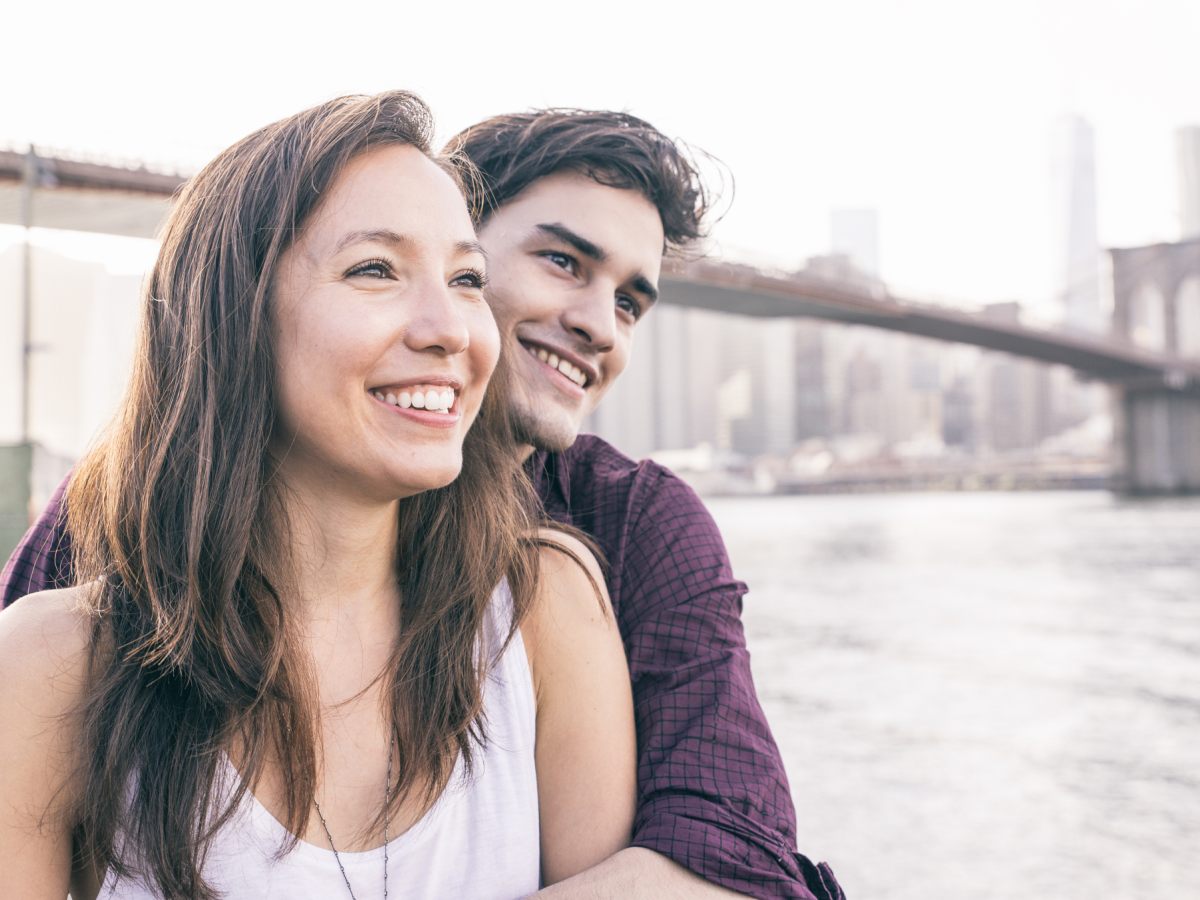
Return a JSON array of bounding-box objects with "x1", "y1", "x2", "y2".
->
[{"x1": 528, "y1": 847, "x2": 751, "y2": 899}]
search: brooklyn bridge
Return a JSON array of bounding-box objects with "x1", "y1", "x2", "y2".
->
[{"x1": 4, "y1": 148, "x2": 1199, "y2": 494}]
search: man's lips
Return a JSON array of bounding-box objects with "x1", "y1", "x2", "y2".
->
[{"x1": 518, "y1": 340, "x2": 595, "y2": 388}]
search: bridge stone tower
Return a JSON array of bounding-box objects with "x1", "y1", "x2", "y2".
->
[{"x1": 1109, "y1": 238, "x2": 1200, "y2": 492}]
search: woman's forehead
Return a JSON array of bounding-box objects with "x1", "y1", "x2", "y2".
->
[{"x1": 305, "y1": 145, "x2": 476, "y2": 251}]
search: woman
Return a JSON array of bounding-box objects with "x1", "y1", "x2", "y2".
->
[{"x1": 0, "y1": 92, "x2": 635, "y2": 899}]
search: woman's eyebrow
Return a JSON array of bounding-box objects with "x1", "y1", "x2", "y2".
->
[
  {"x1": 457, "y1": 239, "x2": 489, "y2": 262},
  {"x1": 334, "y1": 228, "x2": 412, "y2": 255},
  {"x1": 331, "y1": 232, "x2": 487, "y2": 263}
]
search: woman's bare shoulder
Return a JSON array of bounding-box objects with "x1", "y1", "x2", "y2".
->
[
  {"x1": 523, "y1": 527, "x2": 620, "y2": 683},
  {"x1": 531, "y1": 527, "x2": 611, "y2": 615},
  {"x1": 0, "y1": 586, "x2": 94, "y2": 712},
  {"x1": 0, "y1": 589, "x2": 95, "y2": 896}
]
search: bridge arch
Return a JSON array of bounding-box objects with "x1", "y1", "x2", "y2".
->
[
  {"x1": 1175, "y1": 276, "x2": 1200, "y2": 359},
  {"x1": 1129, "y1": 280, "x2": 1167, "y2": 351}
]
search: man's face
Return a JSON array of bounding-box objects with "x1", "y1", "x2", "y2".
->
[{"x1": 477, "y1": 171, "x2": 665, "y2": 453}]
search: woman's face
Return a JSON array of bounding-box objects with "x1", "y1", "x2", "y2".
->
[{"x1": 270, "y1": 144, "x2": 499, "y2": 504}]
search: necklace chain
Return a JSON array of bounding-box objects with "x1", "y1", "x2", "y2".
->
[{"x1": 315, "y1": 731, "x2": 395, "y2": 900}]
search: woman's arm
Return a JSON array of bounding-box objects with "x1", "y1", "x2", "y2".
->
[
  {"x1": 0, "y1": 588, "x2": 90, "y2": 899},
  {"x1": 522, "y1": 530, "x2": 637, "y2": 886}
]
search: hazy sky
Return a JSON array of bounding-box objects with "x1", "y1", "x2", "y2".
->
[{"x1": 4, "y1": 0, "x2": 1199, "y2": 309}]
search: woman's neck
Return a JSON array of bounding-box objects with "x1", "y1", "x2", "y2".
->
[{"x1": 276, "y1": 471, "x2": 403, "y2": 639}]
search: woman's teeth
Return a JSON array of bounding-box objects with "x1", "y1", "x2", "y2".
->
[
  {"x1": 372, "y1": 387, "x2": 456, "y2": 413},
  {"x1": 527, "y1": 344, "x2": 587, "y2": 386}
]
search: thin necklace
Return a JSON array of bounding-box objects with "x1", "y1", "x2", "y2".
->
[{"x1": 315, "y1": 730, "x2": 395, "y2": 900}]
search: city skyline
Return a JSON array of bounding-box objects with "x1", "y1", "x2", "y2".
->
[{"x1": 8, "y1": 127, "x2": 1198, "y2": 470}]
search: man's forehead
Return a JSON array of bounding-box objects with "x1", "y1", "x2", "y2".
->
[
  {"x1": 514, "y1": 171, "x2": 660, "y2": 228},
  {"x1": 511, "y1": 173, "x2": 663, "y2": 256}
]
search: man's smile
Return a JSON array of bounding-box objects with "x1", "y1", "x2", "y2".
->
[{"x1": 518, "y1": 339, "x2": 594, "y2": 389}]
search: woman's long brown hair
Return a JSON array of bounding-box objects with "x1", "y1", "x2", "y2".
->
[{"x1": 65, "y1": 91, "x2": 539, "y2": 900}]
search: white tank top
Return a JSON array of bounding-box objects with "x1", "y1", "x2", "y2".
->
[{"x1": 99, "y1": 580, "x2": 540, "y2": 900}]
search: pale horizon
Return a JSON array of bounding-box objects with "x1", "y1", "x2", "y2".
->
[{"x1": 4, "y1": 0, "x2": 1200, "y2": 310}]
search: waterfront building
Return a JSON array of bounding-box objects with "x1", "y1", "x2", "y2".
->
[
  {"x1": 0, "y1": 242, "x2": 141, "y2": 509},
  {"x1": 587, "y1": 303, "x2": 796, "y2": 459}
]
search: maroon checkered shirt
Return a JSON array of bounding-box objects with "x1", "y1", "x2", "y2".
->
[{"x1": 2, "y1": 434, "x2": 843, "y2": 900}]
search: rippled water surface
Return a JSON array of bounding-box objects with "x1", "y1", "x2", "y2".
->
[{"x1": 706, "y1": 491, "x2": 1200, "y2": 900}]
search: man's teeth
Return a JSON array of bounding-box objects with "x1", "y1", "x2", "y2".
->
[
  {"x1": 526, "y1": 345, "x2": 587, "y2": 386},
  {"x1": 371, "y1": 388, "x2": 456, "y2": 413}
]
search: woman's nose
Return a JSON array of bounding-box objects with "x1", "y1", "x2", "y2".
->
[{"x1": 404, "y1": 283, "x2": 471, "y2": 355}]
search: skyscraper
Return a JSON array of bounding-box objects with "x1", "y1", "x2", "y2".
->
[
  {"x1": 1050, "y1": 116, "x2": 1102, "y2": 333},
  {"x1": 830, "y1": 209, "x2": 880, "y2": 277},
  {"x1": 1178, "y1": 126, "x2": 1200, "y2": 240}
]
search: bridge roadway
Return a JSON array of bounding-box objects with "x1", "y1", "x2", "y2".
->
[
  {"x1": 5, "y1": 147, "x2": 1197, "y2": 391},
  {"x1": 5, "y1": 149, "x2": 1200, "y2": 492},
  {"x1": 660, "y1": 258, "x2": 1200, "y2": 392},
  {"x1": 0, "y1": 147, "x2": 184, "y2": 238},
  {"x1": 6, "y1": 148, "x2": 1200, "y2": 391}
]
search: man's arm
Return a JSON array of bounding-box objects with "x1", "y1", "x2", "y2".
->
[
  {"x1": 543, "y1": 440, "x2": 844, "y2": 900},
  {"x1": 616, "y1": 466, "x2": 833, "y2": 900},
  {"x1": 1, "y1": 474, "x2": 74, "y2": 608}
]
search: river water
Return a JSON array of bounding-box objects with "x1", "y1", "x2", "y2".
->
[{"x1": 705, "y1": 490, "x2": 1200, "y2": 900}]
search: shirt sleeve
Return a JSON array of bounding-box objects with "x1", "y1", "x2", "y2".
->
[
  {"x1": 615, "y1": 466, "x2": 842, "y2": 900},
  {"x1": 1, "y1": 472, "x2": 74, "y2": 608}
]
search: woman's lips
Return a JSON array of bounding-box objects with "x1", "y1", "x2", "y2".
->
[{"x1": 371, "y1": 385, "x2": 456, "y2": 413}]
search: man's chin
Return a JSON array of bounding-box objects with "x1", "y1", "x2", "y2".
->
[{"x1": 511, "y1": 407, "x2": 582, "y2": 454}]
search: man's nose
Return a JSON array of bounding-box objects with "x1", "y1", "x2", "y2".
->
[
  {"x1": 404, "y1": 282, "x2": 471, "y2": 355},
  {"x1": 560, "y1": 283, "x2": 617, "y2": 352}
]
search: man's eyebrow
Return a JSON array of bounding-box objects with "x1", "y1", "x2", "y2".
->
[
  {"x1": 535, "y1": 223, "x2": 607, "y2": 262},
  {"x1": 535, "y1": 222, "x2": 658, "y2": 304},
  {"x1": 631, "y1": 274, "x2": 659, "y2": 305}
]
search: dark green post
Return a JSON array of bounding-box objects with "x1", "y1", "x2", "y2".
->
[{"x1": 0, "y1": 444, "x2": 33, "y2": 568}]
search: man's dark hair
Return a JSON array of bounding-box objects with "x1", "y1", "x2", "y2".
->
[{"x1": 445, "y1": 109, "x2": 712, "y2": 255}]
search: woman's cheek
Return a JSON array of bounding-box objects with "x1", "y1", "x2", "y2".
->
[{"x1": 472, "y1": 306, "x2": 502, "y2": 378}]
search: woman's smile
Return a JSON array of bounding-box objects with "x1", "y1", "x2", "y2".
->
[{"x1": 371, "y1": 381, "x2": 462, "y2": 427}]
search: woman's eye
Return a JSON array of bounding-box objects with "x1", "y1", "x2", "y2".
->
[
  {"x1": 451, "y1": 269, "x2": 488, "y2": 290},
  {"x1": 616, "y1": 295, "x2": 642, "y2": 319},
  {"x1": 347, "y1": 259, "x2": 393, "y2": 279}
]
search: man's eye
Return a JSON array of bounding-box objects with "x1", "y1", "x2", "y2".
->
[
  {"x1": 346, "y1": 259, "x2": 393, "y2": 279},
  {"x1": 616, "y1": 295, "x2": 642, "y2": 319},
  {"x1": 542, "y1": 251, "x2": 576, "y2": 273}
]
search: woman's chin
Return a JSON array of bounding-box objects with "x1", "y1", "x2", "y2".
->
[{"x1": 382, "y1": 457, "x2": 464, "y2": 499}]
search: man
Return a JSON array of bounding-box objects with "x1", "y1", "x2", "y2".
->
[{"x1": 1, "y1": 109, "x2": 844, "y2": 900}]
